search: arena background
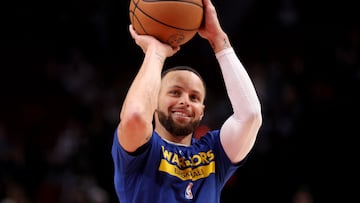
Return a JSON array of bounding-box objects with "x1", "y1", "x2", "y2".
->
[{"x1": 0, "y1": 0, "x2": 358, "y2": 202}]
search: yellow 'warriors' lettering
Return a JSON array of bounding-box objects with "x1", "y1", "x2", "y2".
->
[
  {"x1": 161, "y1": 146, "x2": 215, "y2": 169},
  {"x1": 185, "y1": 159, "x2": 191, "y2": 167},
  {"x1": 207, "y1": 150, "x2": 214, "y2": 161},
  {"x1": 171, "y1": 153, "x2": 180, "y2": 165},
  {"x1": 161, "y1": 146, "x2": 173, "y2": 161},
  {"x1": 178, "y1": 156, "x2": 186, "y2": 168},
  {"x1": 199, "y1": 152, "x2": 209, "y2": 163},
  {"x1": 191, "y1": 154, "x2": 201, "y2": 166}
]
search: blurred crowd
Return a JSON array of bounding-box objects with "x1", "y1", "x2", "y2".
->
[{"x1": 1, "y1": 0, "x2": 358, "y2": 202}]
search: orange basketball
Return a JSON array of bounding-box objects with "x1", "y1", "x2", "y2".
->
[{"x1": 129, "y1": 0, "x2": 203, "y2": 47}]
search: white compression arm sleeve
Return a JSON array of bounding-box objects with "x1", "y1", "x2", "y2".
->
[{"x1": 216, "y1": 47, "x2": 262, "y2": 163}]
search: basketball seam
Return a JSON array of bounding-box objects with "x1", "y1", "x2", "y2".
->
[
  {"x1": 142, "y1": 0, "x2": 203, "y2": 8},
  {"x1": 129, "y1": 10, "x2": 150, "y2": 35},
  {"x1": 130, "y1": 0, "x2": 201, "y2": 31}
]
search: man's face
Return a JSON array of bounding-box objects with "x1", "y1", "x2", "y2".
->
[{"x1": 156, "y1": 70, "x2": 205, "y2": 136}]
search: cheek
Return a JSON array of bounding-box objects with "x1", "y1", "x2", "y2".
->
[
  {"x1": 194, "y1": 104, "x2": 204, "y2": 117},
  {"x1": 158, "y1": 97, "x2": 176, "y2": 110}
]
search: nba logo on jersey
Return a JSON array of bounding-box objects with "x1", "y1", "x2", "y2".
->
[{"x1": 185, "y1": 182, "x2": 193, "y2": 199}]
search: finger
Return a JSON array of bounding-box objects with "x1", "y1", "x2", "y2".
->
[
  {"x1": 173, "y1": 46, "x2": 181, "y2": 52},
  {"x1": 129, "y1": 24, "x2": 136, "y2": 38}
]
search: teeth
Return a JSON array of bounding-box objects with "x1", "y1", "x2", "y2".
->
[{"x1": 174, "y1": 112, "x2": 187, "y2": 117}]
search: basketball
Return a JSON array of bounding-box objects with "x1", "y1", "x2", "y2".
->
[{"x1": 129, "y1": 0, "x2": 203, "y2": 47}]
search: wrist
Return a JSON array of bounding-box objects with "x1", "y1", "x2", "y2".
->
[
  {"x1": 147, "y1": 45, "x2": 166, "y2": 64},
  {"x1": 210, "y1": 33, "x2": 231, "y2": 53}
]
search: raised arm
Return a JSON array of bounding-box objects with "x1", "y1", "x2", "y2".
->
[
  {"x1": 199, "y1": 0, "x2": 262, "y2": 163},
  {"x1": 117, "y1": 25, "x2": 179, "y2": 152}
]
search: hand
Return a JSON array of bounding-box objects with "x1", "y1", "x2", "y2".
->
[
  {"x1": 129, "y1": 25, "x2": 180, "y2": 57},
  {"x1": 198, "y1": 0, "x2": 230, "y2": 53},
  {"x1": 198, "y1": 0, "x2": 222, "y2": 40}
]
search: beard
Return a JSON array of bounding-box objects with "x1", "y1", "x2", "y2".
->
[{"x1": 157, "y1": 109, "x2": 200, "y2": 137}]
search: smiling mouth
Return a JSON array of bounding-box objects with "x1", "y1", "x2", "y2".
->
[
  {"x1": 172, "y1": 111, "x2": 192, "y2": 123},
  {"x1": 173, "y1": 112, "x2": 189, "y2": 117}
]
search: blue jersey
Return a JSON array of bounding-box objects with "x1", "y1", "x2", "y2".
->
[{"x1": 111, "y1": 130, "x2": 243, "y2": 203}]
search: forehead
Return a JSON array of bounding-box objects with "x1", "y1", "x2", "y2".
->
[{"x1": 161, "y1": 70, "x2": 205, "y2": 94}]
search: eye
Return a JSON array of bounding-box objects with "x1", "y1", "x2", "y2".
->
[
  {"x1": 169, "y1": 90, "x2": 180, "y2": 96},
  {"x1": 190, "y1": 94, "x2": 200, "y2": 102}
]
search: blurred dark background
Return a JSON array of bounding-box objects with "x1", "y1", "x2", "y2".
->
[{"x1": 0, "y1": 0, "x2": 359, "y2": 202}]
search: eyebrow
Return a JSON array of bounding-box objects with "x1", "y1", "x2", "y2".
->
[{"x1": 169, "y1": 85, "x2": 202, "y2": 96}]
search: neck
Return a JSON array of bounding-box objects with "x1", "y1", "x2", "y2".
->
[
  {"x1": 154, "y1": 128, "x2": 192, "y2": 146},
  {"x1": 160, "y1": 136, "x2": 190, "y2": 147}
]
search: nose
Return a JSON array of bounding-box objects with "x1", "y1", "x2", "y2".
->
[{"x1": 179, "y1": 94, "x2": 190, "y2": 106}]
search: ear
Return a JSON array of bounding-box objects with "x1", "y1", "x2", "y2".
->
[{"x1": 200, "y1": 104, "x2": 205, "y2": 120}]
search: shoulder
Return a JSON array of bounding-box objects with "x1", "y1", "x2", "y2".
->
[{"x1": 192, "y1": 129, "x2": 221, "y2": 149}]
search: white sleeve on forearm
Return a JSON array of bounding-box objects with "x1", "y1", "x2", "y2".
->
[{"x1": 216, "y1": 47, "x2": 262, "y2": 163}]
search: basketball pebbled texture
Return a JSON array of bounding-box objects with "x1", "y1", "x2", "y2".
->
[{"x1": 129, "y1": 0, "x2": 203, "y2": 47}]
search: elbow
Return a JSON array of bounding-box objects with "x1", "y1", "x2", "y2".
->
[
  {"x1": 255, "y1": 111, "x2": 262, "y2": 129},
  {"x1": 252, "y1": 102, "x2": 263, "y2": 128},
  {"x1": 120, "y1": 110, "x2": 148, "y2": 131},
  {"x1": 249, "y1": 109, "x2": 262, "y2": 129},
  {"x1": 242, "y1": 107, "x2": 262, "y2": 129},
  {"x1": 120, "y1": 102, "x2": 150, "y2": 131},
  {"x1": 118, "y1": 110, "x2": 149, "y2": 152}
]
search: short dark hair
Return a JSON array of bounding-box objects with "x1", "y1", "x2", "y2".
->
[{"x1": 161, "y1": 66, "x2": 207, "y2": 100}]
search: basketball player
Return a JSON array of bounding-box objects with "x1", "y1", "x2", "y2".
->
[{"x1": 111, "y1": 0, "x2": 262, "y2": 202}]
